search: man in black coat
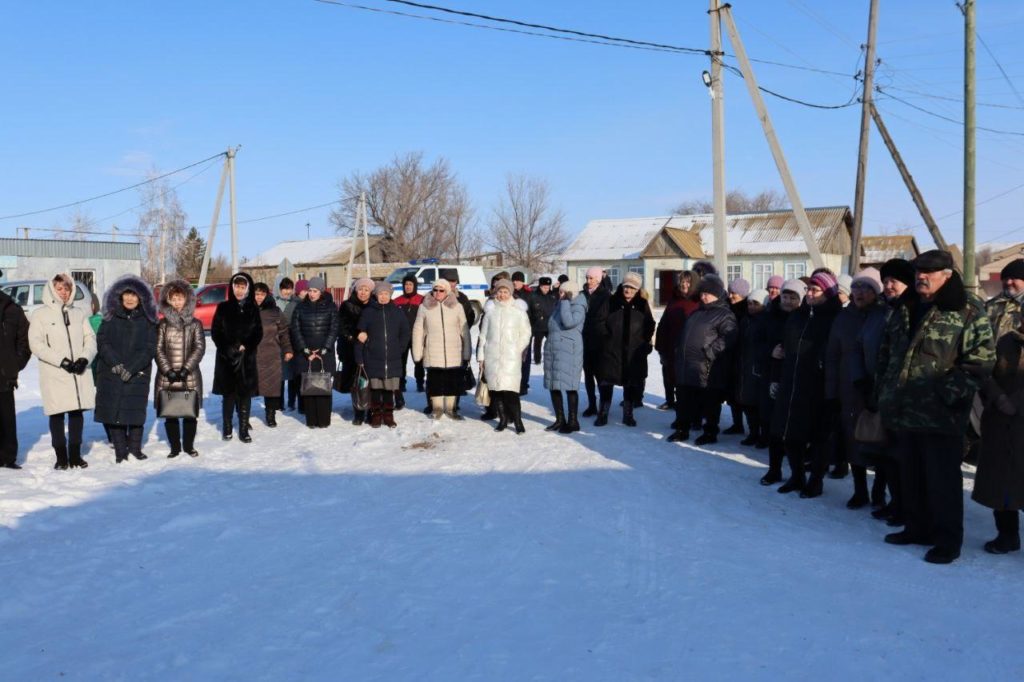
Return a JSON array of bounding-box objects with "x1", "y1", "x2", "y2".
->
[
  {"x1": 527, "y1": 277, "x2": 558, "y2": 364},
  {"x1": 581, "y1": 267, "x2": 613, "y2": 416},
  {"x1": 668, "y1": 274, "x2": 738, "y2": 445},
  {"x1": 0, "y1": 279, "x2": 31, "y2": 469}
]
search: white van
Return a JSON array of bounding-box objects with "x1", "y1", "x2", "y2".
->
[{"x1": 386, "y1": 261, "x2": 489, "y2": 318}]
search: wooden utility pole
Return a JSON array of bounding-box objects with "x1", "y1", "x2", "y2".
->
[
  {"x1": 198, "y1": 150, "x2": 231, "y2": 287},
  {"x1": 709, "y1": 0, "x2": 728, "y2": 276},
  {"x1": 720, "y1": 4, "x2": 825, "y2": 269},
  {"x1": 963, "y1": 0, "x2": 977, "y2": 286},
  {"x1": 342, "y1": 192, "x2": 371, "y2": 298},
  {"x1": 228, "y1": 147, "x2": 239, "y2": 275},
  {"x1": 850, "y1": 0, "x2": 880, "y2": 273},
  {"x1": 869, "y1": 104, "x2": 949, "y2": 251}
]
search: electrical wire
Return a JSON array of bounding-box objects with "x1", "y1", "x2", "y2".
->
[
  {"x1": 92, "y1": 157, "x2": 223, "y2": 225},
  {"x1": 877, "y1": 88, "x2": 1024, "y2": 136},
  {"x1": 874, "y1": 84, "x2": 1024, "y2": 110},
  {"x1": 977, "y1": 32, "x2": 1024, "y2": 106},
  {"x1": 719, "y1": 61, "x2": 860, "y2": 109},
  {"x1": 0, "y1": 152, "x2": 227, "y2": 221}
]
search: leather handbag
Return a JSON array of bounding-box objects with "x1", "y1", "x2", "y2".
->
[
  {"x1": 475, "y1": 377, "x2": 490, "y2": 407},
  {"x1": 854, "y1": 409, "x2": 887, "y2": 444},
  {"x1": 351, "y1": 365, "x2": 371, "y2": 411},
  {"x1": 301, "y1": 357, "x2": 333, "y2": 397},
  {"x1": 158, "y1": 389, "x2": 200, "y2": 419}
]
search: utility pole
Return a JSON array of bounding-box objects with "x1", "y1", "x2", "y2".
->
[
  {"x1": 850, "y1": 0, "x2": 880, "y2": 273},
  {"x1": 343, "y1": 193, "x2": 366, "y2": 298},
  {"x1": 198, "y1": 150, "x2": 231, "y2": 287},
  {"x1": 869, "y1": 104, "x2": 949, "y2": 251},
  {"x1": 305, "y1": 222, "x2": 311, "y2": 240},
  {"x1": 157, "y1": 187, "x2": 167, "y2": 284},
  {"x1": 720, "y1": 4, "x2": 825, "y2": 269},
  {"x1": 709, "y1": 0, "x2": 728, "y2": 276},
  {"x1": 228, "y1": 146, "x2": 239, "y2": 275},
  {"x1": 963, "y1": 0, "x2": 977, "y2": 287}
]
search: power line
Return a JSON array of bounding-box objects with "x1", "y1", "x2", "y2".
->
[
  {"x1": 874, "y1": 84, "x2": 1024, "y2": 110},
  {"x1": 977, "y1": 32, "x2": 1024, "y2": 106},
  {"x1": 0, "y1": 151, "x2": 227, "y2": 221},
  {"x1": 720, "y1": 61, "x2": 860, "y2": 109},
  {"x1": 92, "y1": 158, "x2": 223, "y2": 225},
  {"x1": 785, "y1": 0, "x2": 859, "y2": 48},
  {"x1": 877, "y1": 88, "x2": 1024, "y2": 136}
]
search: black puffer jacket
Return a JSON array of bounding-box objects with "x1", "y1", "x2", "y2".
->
[
  {"x1": 355, "y1": 300, "x2": 411, "y2": 380},
  {"x1": 0, "y1": 290, "x2": 30, "y2": 391},
  {"x1": 95, "y1": 275, "x2": 158, "y2": 426},
  {"x1": 582, "y1": 276, "x2": 613, "y2": 369},
  {"x1": 596, "y1": 287, "x2": 655, "y2": 387},
  {"x1": 738, "y1": 308, "x2": 769, "y2": 407},
  {"x1": 673, "y1": 298, "x2": 738, "y2": 390},
  {"x1": 290, "y1": 295, "x2": 340, "y2": 375},
  {"x1": 335, "y1": 292, "x2": 370, "y2": 391},
  {"x1": 211, "y1": 272, "x2": 263, "y2": 395},
  {"x1": 770, "y1": 295, "x2": 842, "y2": 443},
  {"x1": 528, "y1": 289, "x2": 558, "y2": 335}
]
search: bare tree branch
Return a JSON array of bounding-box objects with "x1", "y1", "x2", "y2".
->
[
  {"x1": 672, "y1": 188, "x2": 788, "y2": 215},
  {"x1": 488, "y1": 174, "x2": 568, "y2": 271}
]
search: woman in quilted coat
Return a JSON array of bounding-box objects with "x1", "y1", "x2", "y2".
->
[
  {"x1": 155, "y1": 280, "x2": 205, "y2": 458},
  {"x1": 289, "y1": 277, "x2": 339, "y2": 429},
  {"x1": 412, "y1": 278, "x2": 471, "y2": 420},
  {"x1": 355, "y1": 282, "x2": 411, "y2": 428},
  {"x1": 478, "y1": 279, "x2": 533, "y2": 434},
  {"x1": 542, "y1": 280, "x2": 588, "y2": 433}
]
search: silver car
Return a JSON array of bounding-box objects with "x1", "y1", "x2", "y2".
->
[{"x1": 1, "y1": 279, "x2": 94, "y2": 314}]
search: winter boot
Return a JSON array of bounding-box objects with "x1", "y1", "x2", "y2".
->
[
  {"x1": 985, "y1": 511, "x2": 1022, "y2": 554},
  {"x1": 238, "y1": 401, "x2": 253, "y2": 443},
  {"x1": 800, "y1": 475, "x2": 823, "y2": 499},
  {"x1": 510, "y1": 394, "x2": 526, "y2": 434},
  {"x1": 480, "y1": 403, "x2": 498, "y2": 421},
  {"x1": 450, "y1": 395, "x2": 464, "y2": 420},
  {"x1": 828, "y1": 461, "x2": 849, "y2": 480},
  {"x1": 667, "y1": 430, "x2": 689, "y2": 443},
  {"x1": 559, "y1": 391, "x2": 580, "y2": 434},
  {"x1": 68, "y1": 443, "x2": 88, "y2": 469},
  {"x1": 846, "y1": 465, "x2": 870, "y2": 509},
  {"x1": 723, "y1": 405, "x2": 745, "y2": 435},
  {"x1": 740, "y1": 417, "x2": 759, "y2": 446},
  {"x1": 383, "y1": 407, "x2": 397, "y2": 429},
  {"x1": 546, "y1": 391, "x2": 566, "y2": 432},
  {"x1": 54, "y1": 444, "x2": 70, "y2": 470},
  {"x1": 430, "y1": 397, "x2": 445, "y2": 420},
  {"x1": 582, "y1": 385, "x2": 597, "y2": 418},
  {"x1": 695, "y1": 432, "x2": 718, "y2": 446},
  {"x1": 778, "y1": 452, "x2": 806, "y2": 494},
  {"x1": 369, "y1": 409, "x2": 384, "y2": 429},
  {"x1": 353, "y1": 408, "x2": 366, "y2": 427},
  {"x1": 495, "y1": 393, "x2": 509, "y2": 431},
  {"x1": 870, "y1": 470, "x2": 887, "y2": 509},
  {"x1": 760, "y1": 442, "x2": 784, "y2": 485},
  {"x1": 423, "y1": 403, "x2": 434, "y2": 416},
  {"x1": 594, "y1": 397, "x2": 611, "y2": 427},
  {"x1": 622, "y1": 400, "x2": 637, "y2": 427},
  {"x1": 266, "y1": 408, "x2": 278, "y2": 428},
  {"x1": 444, "y1": 396, "x2": 464, "y2": 420},
  {"x1": 110, "y1": 429, "x2": 129, "y2": 464},
  {"x1": 395, "y1": 391, "x2": 405, "y2": 410},
  {"x1": 127, "y1": 426, "x2": 148, "y2": 460}
]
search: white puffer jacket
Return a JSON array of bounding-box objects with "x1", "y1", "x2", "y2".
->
[
  {"x1": 412, "y1": 294, "x2": 471, "y2": 369},
  {"x1": 28, "y1": 274, "x2": 97, "y2": 415},
  {"x1": 478, "y1": 298, "x2": 532, "y2": 392}
]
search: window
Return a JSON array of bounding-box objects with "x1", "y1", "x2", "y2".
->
[
  {"x1": 33, "y1": 284, "x2": 45, "y2": 305},
  {"x1": 71, "y1": 270, "x2": 95, "y2": 297},
  {"x1": 417, "y1": 267, "x2": 437, "y2": 284},
  {"x1": 753, "y1": 263, "x2": 773, "y2": 290},
  {"x1": 198, "y1": 285, "x2": 226, "y2": 306},
  {"x1": 785, "y1": 262, "x2": 807, "y2": 280},
  {"x1": 606, "y1": 267, "x2": 621, "y2": 286},
  {"x1": 4, "y1": 285, "x2": 30, "y2": 307},
  {"x1": 317, "y1": 271, "x2": 327, "y2": 286},
  {"x1": 295, "y1": 272, "x2": 306, "y2": 281},
  {"x1": 726, "y1": 264, "x2": 743, "y2": 284}
]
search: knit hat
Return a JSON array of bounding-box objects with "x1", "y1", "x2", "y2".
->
[
  {"x1": 880, "y1": 258, "x2": 915, "y2": 287},
  {"x1": 586, "y1": 266, "x2": 604, "y2": 280},
  {"x1": 692, "y1": 260, "x2": 718, "y2": 278},
  {"x1": 782, "y1": 278, "x2": 807, "y2": 298},
  {"x1": 911, "y1": 249, "x2": 954, "y2": 273},
  {"x1": 809, "y1": 271, "x2": 839, "y2": 297},
  {"x1": 1000, "y1": 258, "x2": 1024, "y2": 281},
  {"x1": 402, "y1": 272, "x2": 418, "y2": 285},
  {"x1": 493, "y1": 279, "x2": 514, "y2": 294},
  {"x1": 766, "y1": 275, "x2": 784, "y2": 290},
  {"x1": 295, "y1": 279, "x2": 310, "y2": 294},
  {"x1": 307, "y1": 277, "x2": 325, "y2": 291},
  {"x1": 837, "y1": 274, "x2": 853, "y2": 296},
  {"x1": 623, "y1": 271, "x2": 643, "y2": 290},
  {"x1": 538, "y1": 276, "x2": 552, "y2": 286},
  {"x1": 728, "y1": 277, "x2": 751, "y2": 298},
  {"x1": 851, "y1": 267, "x2": 883, "y2": 295},
  {"x1": 353, "y1": 277, "x2": 375, "y2": 292},
  {"x1": 697, "y1": 274, "x2": 726, "y2": 300},
  {"x1": 374, "y1": 281, "x2": 393, "y2": 297},
  {"x1": 432, "y1": 279, "x2": 451, "y2": 293},
  {"x1": 512, "y1": 271, "x2": 526, "y2": 282},
  {"x1": 560, "y1": 280, "x2": 579, "y2": 297},
  {"x1": 749, "y1": 288, "x2": 770, "y2": 306},
  {"x1": 439, "y1": 268, "x2": 459, "y2": 283},
  {"x1": 557, "y1": 274, "x2": 569, "y2": 284}
]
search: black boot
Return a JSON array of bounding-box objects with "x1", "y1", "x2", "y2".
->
[
  {"x1": 510, "y1": 394, "x2": 526, "y2": 434},
  {"x1": 560, "y1": 391, "x2": 580, "y2": 434},
  {"x1": 128, "y1": 426, "x2": 148, "y2": 460},
  {"x1": 395, "y1": 392, "x2": 405, "y2": 410},
  {"x1": 778, "y1": 450, "x2": 805, "y2": 494},
  {"x1": 352, "y1": 408, "x2": 365, "y2": 427},
  {"x1": 222, "y1": 400, "x2": 234, "y2": 440},
  {"x1": 266, "y1": 408, "x2": 277, "y2": 428},
  {"x1": 54, "y1": 444, "x2": 69, "y2": 470},
  {"x1": 495, "y1": 393, "x2": 509, "y2": 432},
  {"x1": 546, "y1": 391, "x2": 566, "y2": 432},
  {"x1": 110, "y1": 428, "x2": 129, "y2": 464},
  {"x1": 480, "y1": 403, "x2": 497, "y2": 420},
  {"x1": 594, "y1": 398, "x2": 611, "y2": 427},
  {"x1": 222, "y1": 420, "x2": 233, "y2": 441},
  {"x1": 871, "y1": 471, "x2": 887, "y2": 509},
  {"x1": 760, "y1": 441, "x2": 784, "y2": 485},
  {"x1": 985, "y1": 510, "x2": 1022, "y2": 554},
  {"x1": 800, "y1": 475, "x2": 823, "y2": 499},
  {"x1": 238, "y1": 400, "x2": 253, "y2": 443},
  {"x1": 68, "y1": 443, "x2": 88, "y2": 469},
  {"x1": 847, "y1": 465, "x2": 870, "y2": 509},
  {"x1": 622, "y1": 400, "x2": 637, "y2": 427},
  {"x1": 582, "y1": 385, "x2": 597, "y2": 417}
]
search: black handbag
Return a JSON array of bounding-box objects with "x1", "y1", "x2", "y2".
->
[
  {"x1": 462, "y1": 364, "x2": 476, "y2": 391},
  {"x1": 351, "y1": 365, "x2": 371, "y2": 411},
  {"x1": 301, "y1": 357, "x2": 333, "y2": 397},
  {"x1": 158, "y1": 389, "x2": 200, "y2": 419}
]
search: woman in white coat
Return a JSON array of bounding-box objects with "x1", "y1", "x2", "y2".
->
[
  {"x1": 478, "y1": 279, "x2": 533, "y2": 433},
  {"x1": 28, "y1": 274, "x2": 97, "y2": 469}
]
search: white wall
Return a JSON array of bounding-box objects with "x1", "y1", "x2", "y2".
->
[{"x1": 1, "y1": 256, "x2": 142, "y2": 297}]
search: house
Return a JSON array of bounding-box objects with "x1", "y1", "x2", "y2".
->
[
  {"x1": 561, "y1": 207, "x2": 854, "y2": 306},
  {"x1": 241, "y1": 235, "x2": 402, "y2": 287},
  {"x1": 0, "y1": 237, "x2": 141, "y2": 297},
  {"x1": 980, "y1": 242, "x2": 1024, "y2": 283},
  {"x1": 859, "y1": 235, "x2": 920, "y2": 268}
]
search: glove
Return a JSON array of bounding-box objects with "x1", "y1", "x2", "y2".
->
[
  {"x1": 166, "y1": 369, "x2": 181, "y2": 383},
  {"x1": 112, "y1": 364, "x2": 133, "y2": 382},
  {"x1": 179, "y1": 367, "x2": 190, "y2": 378},
  {"x1": 72, "y1": 358, "x2": 89, "y2": 375},
  {"x1": 60, "y1": 358, "x2": 75, "y2": 373},
  {"x1": 303, "y1": 348, "x2": 313, "y2": 357},
  {"x1": 996, "y1": 394, "x2": 1017, "y2": 416},
  {"x1": 769, "y1": 382, "x2": 780, "y2": 400}
]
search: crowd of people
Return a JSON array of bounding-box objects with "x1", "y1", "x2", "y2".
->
[{"x1": 0, "y1": 253, "x2": 1021, "y2": 565}]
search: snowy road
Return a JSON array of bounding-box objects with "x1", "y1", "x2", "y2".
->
[{"x1": 1, "y1": 353, "x2": 1022, "y2": 680}]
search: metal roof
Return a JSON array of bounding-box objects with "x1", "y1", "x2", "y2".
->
[
  {"x1": 0, "y1": 237, "x2": 141, "y2": 260},
  {"x1": 242, "y1": 236, "x2": 380, "y2": 267},
  {"x1": 860, "y1": 235, "x2": 919, "y2": 263}
]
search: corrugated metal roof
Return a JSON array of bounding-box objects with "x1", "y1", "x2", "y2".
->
[
  {"x1": 563, "y1": 206, "x2": 851, "y2": 261},
  {"x1": 242, "y1": 236, "x2": 379, "y2": 267},
  {"x1": 860, "y1": 235, "x2": 919, "y2": 263},
  {"x1": 0, "y1": 237, "x2": 141, "y2": 260}
]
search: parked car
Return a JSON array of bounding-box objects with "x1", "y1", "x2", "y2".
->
[
  {"x1": 1, "y1": 279, "x2": 92, "y2": 314},
  {"x1": 193, "y1": 282, "x2": 228, "y2": 330},
  {"x1": 386, "y1": 261, "x2": 488, "y2": 318}
]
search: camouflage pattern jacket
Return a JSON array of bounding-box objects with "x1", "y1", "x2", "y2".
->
[
  {"x1": 985, "y1": 291, "x2": 1023, "y2": 342},
  {"x1": 875, "y1": 272, "x2": 995, "y2": 435}
]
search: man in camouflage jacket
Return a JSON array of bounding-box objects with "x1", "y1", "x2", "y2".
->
[
  {"x1": 985, "y1": 258, "x2": 1024, "y2": 342},
  {"x1": 875, "y1": 250, "x2": 995, "y2": 564}
]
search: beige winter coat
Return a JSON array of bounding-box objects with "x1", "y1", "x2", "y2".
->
[
  {"x1": 412, "y1": 294, "x2": 471, "y2": 369},
  {"x1": 28, "y1": 274, "x2": 97, "y2": 415}
]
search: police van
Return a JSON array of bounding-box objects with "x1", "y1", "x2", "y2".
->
[{"x1": 386, "y1": 260, "x2": 489, "y2": 318}]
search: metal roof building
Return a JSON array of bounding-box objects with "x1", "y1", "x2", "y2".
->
[{"x1": 0, "y1": 237, "x2": 142, "y2": 297}]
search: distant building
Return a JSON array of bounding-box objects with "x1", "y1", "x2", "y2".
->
[
  {"x1": 859, "y1": 235, "x2": 920, "y2": 268},
  {"x1": 980, "y1": 242, "x2": 1024, "y2": 283},
  {"x1": 0, "y1": 237, "x2": 141, "y2": 296},
  {"x1": 561, "y1": 206, "x2": 854, "y2": 306},
  {"x1": 241, "y1": 236, "x2": 402, "y2": 287}
]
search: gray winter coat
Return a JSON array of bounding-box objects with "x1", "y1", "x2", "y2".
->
[
  {"x1": 543, "y1": 296, "x2": 588, "y2": 391},
  {"x1": 154, "y1": 281, "x2": 205, "y2": 412}
]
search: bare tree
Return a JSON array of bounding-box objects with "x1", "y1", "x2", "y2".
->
[
  {"x1": 331, "y1": 152, "x2": 473, "y2": 261},
  {"x1": 489, "y1": 174, "x2": 569, "y2": 271},
  {"x1": 62, "y1": 208, "x2": 96, "y2": 240},
  {"x1": 136, "y1": 170, "x2": 187, "y2": 283},
  {"x1": 444, "y1": 185, "x2": 483, "y2": 261},
  {"x1": 672, "y1": 188, "x2": 788, "y2": 215}
]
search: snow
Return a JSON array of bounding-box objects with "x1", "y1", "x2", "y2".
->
[{"x1": 2, "y1": 349, "x2": 1023, "y2": 680}]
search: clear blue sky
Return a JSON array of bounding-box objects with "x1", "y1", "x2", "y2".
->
[{"x1": 1, "y1": 0, "x2": 1022, "y2": 261}]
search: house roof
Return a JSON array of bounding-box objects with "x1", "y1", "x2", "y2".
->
[
  {"x1": 563, "y1": 206, "x2": 852, "y2": 261},
  {"x1": 241, "y1": 236, "x2": 379, "y2": 268},
  {"x1": 860, "y1": 235, "x2": 919, "y2": 263},
  {"x1": 0, "y1": 237, "x2": 141, "y2": 260}
]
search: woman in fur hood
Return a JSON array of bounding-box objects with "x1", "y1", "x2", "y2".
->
[
  {"x1": 95, "y1": 274, "x2": 158, "y2": 463},
  {"x1": 155, "y1": 280, "x2": 206, "y2": 458}
]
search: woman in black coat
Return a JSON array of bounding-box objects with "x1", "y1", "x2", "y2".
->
[
  {"x1": 290, "y1": 277, "x2": 339, "y2": 428},
  {"x1": 95, "y1": 274, "x2": 158, "y2": 463},
  {"x1": 211, "y1": 272, "x2": 263, "y2": 443},
  {"x1": 758, "y1": 288, "x2": 798, "y2": 485},
  {"x1": 335, "y1": 278, "x2": 373, "y2": 425},
  {"x1": 594, "y1": 274, "x2": 655, "y2": 427},
  {"x1": 355, "y1": 283, "x2": 411, "y2": 428}
]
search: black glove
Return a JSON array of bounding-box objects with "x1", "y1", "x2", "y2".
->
[
  {"x1": 166, "y1": 369, "x2": 181, "y2": 383},
  {"x1": 112, "y1": 364, "x2": 133, "y2": 382},
  {"x1": 72, "y1": 358, "x2": 89, "y2": 375},
  {"x1": 60, "y1": 358, "x2": 75, "y2": 373},
  {"x1": 179, "y1": 367, "x2": 190, "y2": 378}
]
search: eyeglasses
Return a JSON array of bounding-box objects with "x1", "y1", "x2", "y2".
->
[{"x1": 432, "y1": 288, "x2": 445, "y2": 292}]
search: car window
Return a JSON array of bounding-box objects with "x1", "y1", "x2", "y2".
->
[
  {"x1": 35, "y1": 285, "x2": 46, "y2": 304},
  {"x1": 73, "y1": 285, "x2": 85, "y2": 301},
  {"x1": 198, "y1": 286, "x2": 224, "y2": 305},
  {"x1": 7, "y1": 285, "x2": 29, "y2": 306},
  {"x1": 418, "y1": 268, "x2": 437, "y2": 284},
  {"x1": 386, "y1": 267, "x2": 418, "y2": 284}
]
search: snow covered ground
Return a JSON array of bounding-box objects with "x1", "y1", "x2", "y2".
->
[{"x1": 2, "y1": 351, "x2": 1023, "y2": 680}]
